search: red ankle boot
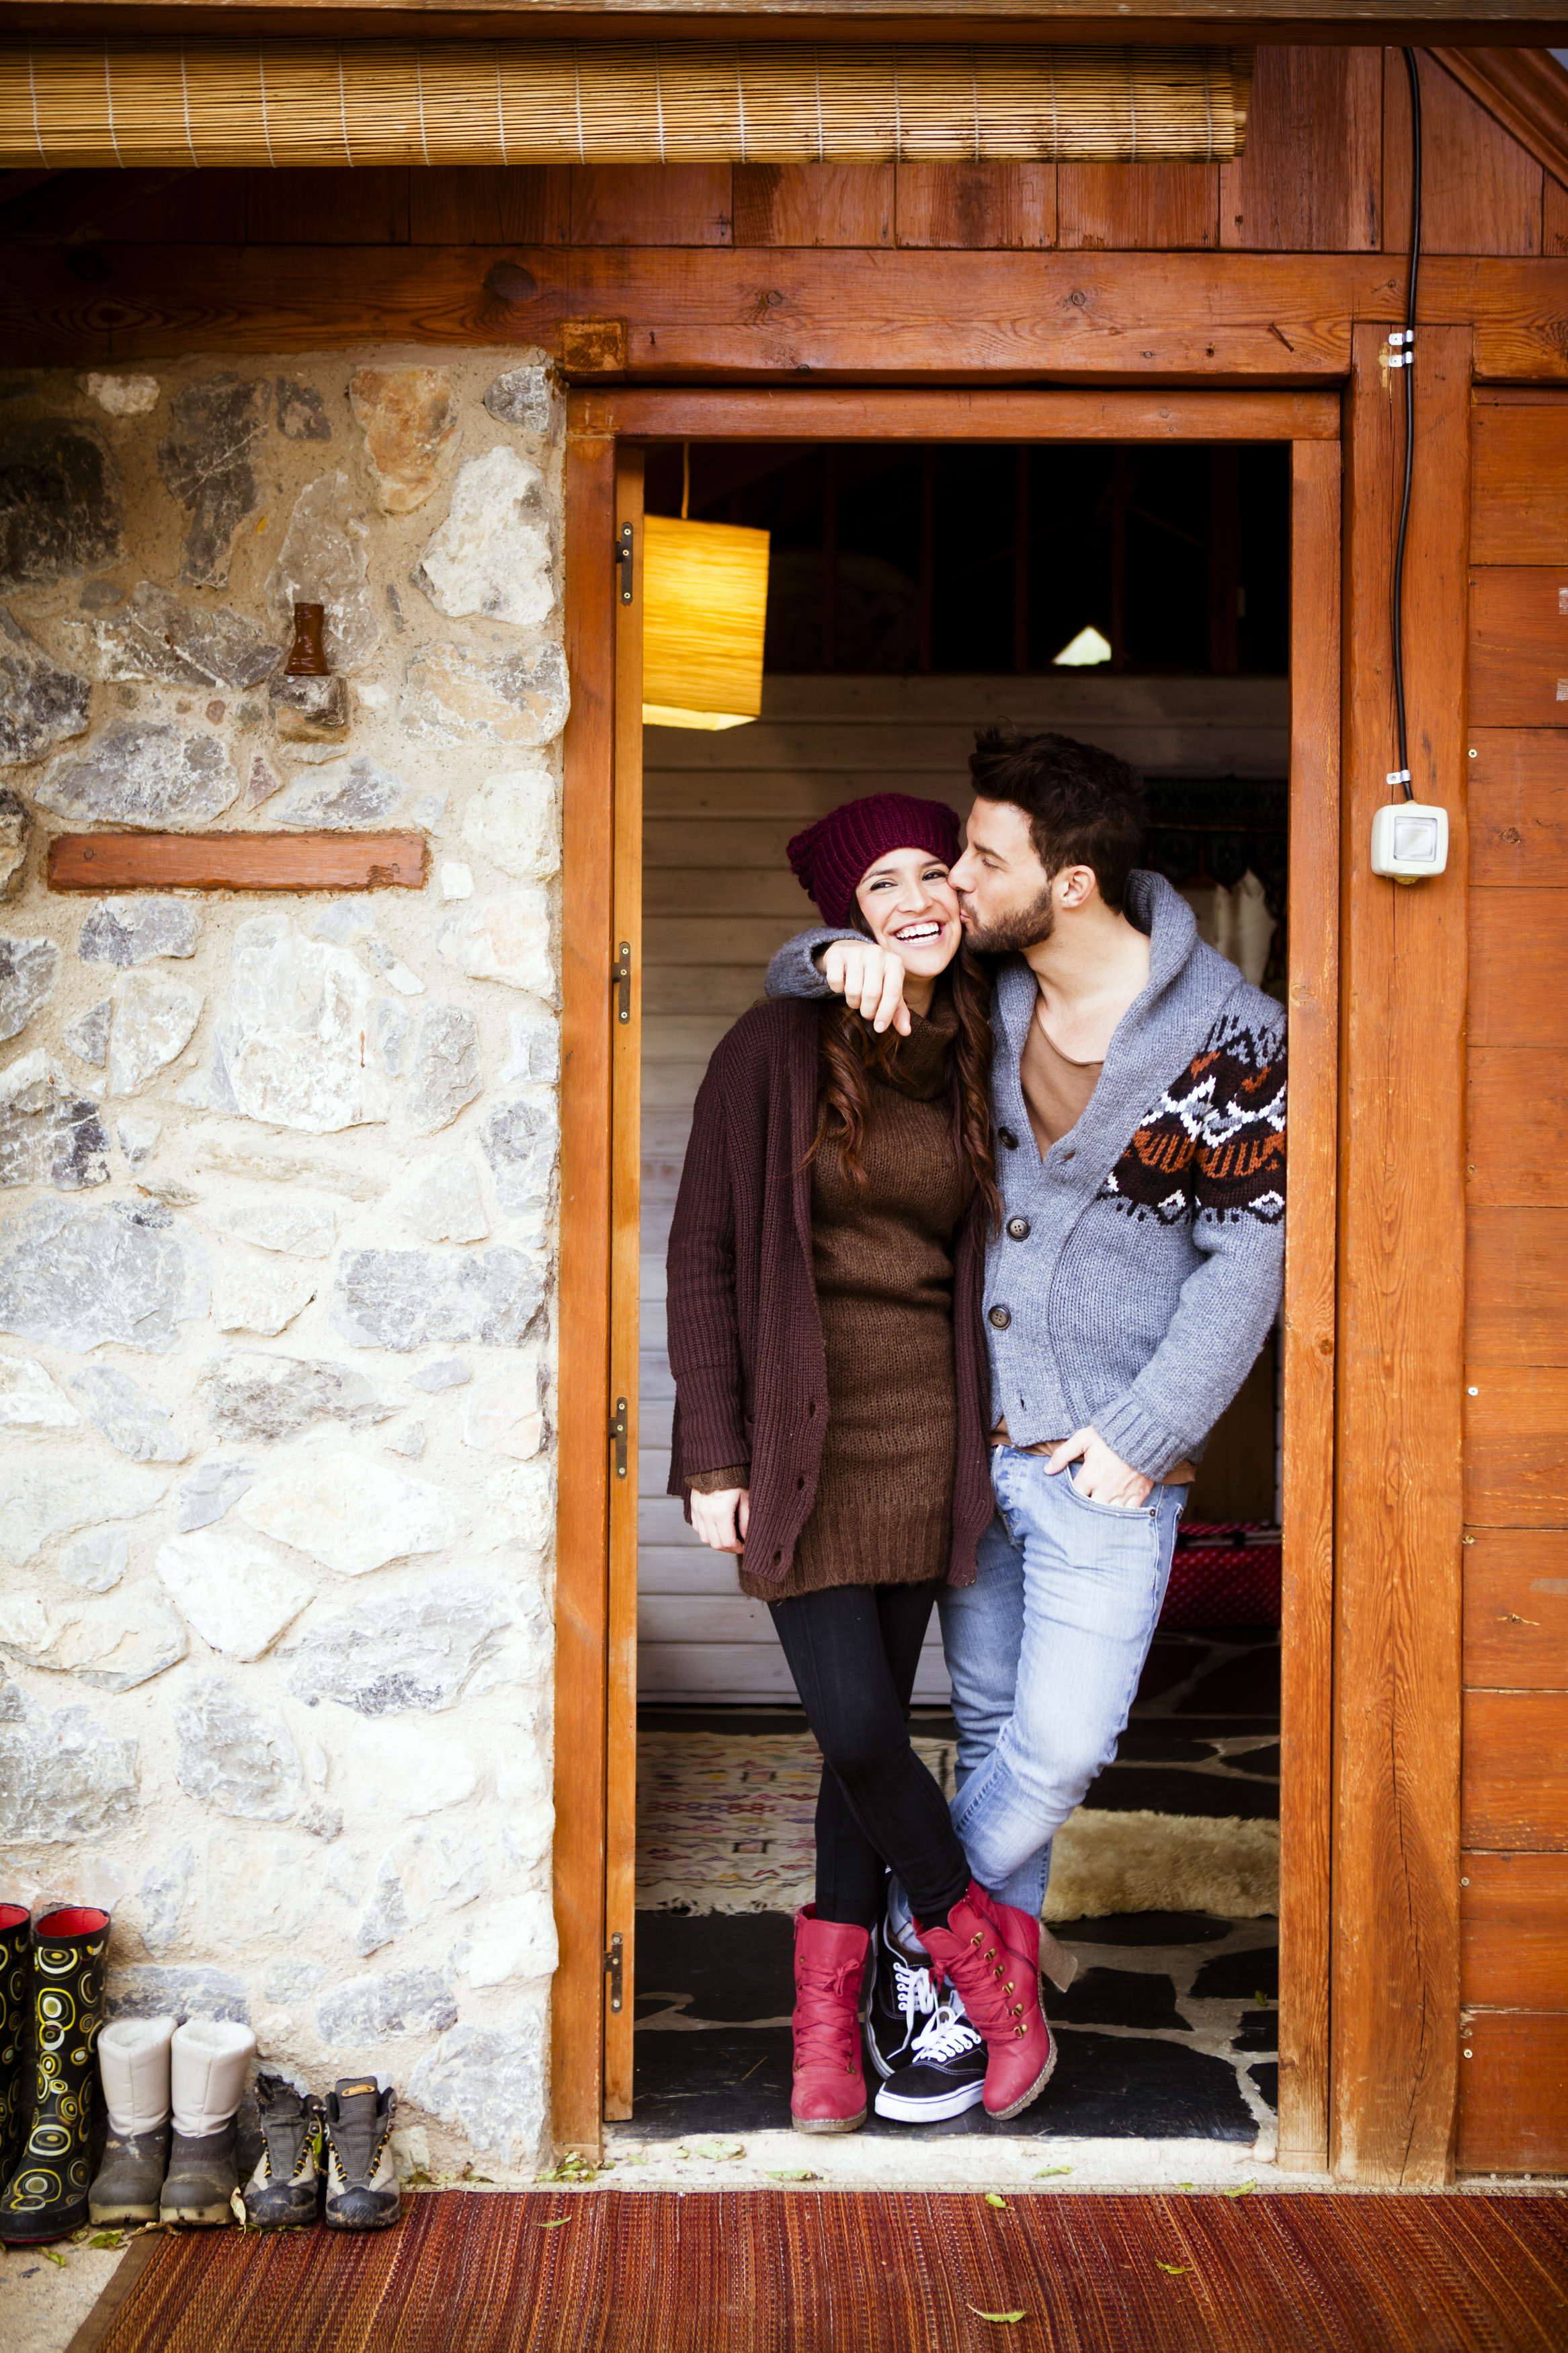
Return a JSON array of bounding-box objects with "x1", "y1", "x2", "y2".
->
[
  {"x1": 915, "y1": 1881, "x2": 1057, "y2": 2122},
  {"x1": 790, "y1": 1909, "x2": 870, "y2": 2135}
]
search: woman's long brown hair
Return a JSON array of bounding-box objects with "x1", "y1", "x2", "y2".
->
[{"x1": 805, "y1": 943, "x2": 1003, "y2": 1236}]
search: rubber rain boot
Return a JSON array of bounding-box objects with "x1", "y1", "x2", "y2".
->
[
  {"x1": 915, "y1": 1880, "x2": 1056, "y2": 2122},
  {"x1": 789, "y1": 1907, "x2": 870, "y2": 2135},
  {"x1": 89, "y1": 2016, "x2": 174, "y2": 2226},
  {"x1": 322, "y1": 2079, "x2": 401, "y2": 2231},
  {"x1": 159, "y1": 2018, "x2": 256, "y2": 2225},
  {"x1": 243, "y1": 2074, "x2": 324, "y2": 2229},
  {"x1": 0, "y1": 1906, "x2": 110, "y2": 2245},
  {"x1": 0, "y1": 1905, "x2": 30, "y2": 2182}
]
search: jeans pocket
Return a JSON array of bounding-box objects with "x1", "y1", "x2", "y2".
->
[{"x1": 1063, "y1": 1464, "x2": 1157, "y2": 1523}]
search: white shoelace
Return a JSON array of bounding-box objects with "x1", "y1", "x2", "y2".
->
[
  {"x1": 889, "y1": 1948, "x2": 939, "y2": 2034},
  {"x1": 911, "y1": 1993, "x2": 983, "y2": 2067}
]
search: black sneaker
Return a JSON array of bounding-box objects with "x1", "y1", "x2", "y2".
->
[
  {"x1": 864, "y1": 1918, "x2": 940, "y2": 2080},
  {"x1": 873, "y1": 1991, "x2": 987, "y2": 2124}
]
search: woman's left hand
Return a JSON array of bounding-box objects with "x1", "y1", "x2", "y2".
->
[{"x1": 690, "y1": 1488, "x2": 751, "y2": 1554}]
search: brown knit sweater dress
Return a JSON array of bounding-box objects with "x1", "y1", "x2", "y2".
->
[{"x1": 692, "y1": 990, "x2": 976, "y2": 1602}]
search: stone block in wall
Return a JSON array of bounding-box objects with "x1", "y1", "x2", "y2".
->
[
  {"x1": 348, "y1": 368, "x2": 460, "y2": 516},
  {"x1": 198, "y1": 1353, "x2": 393, "y2": 1443},
  {"x1": 216, "y1": 1199, "x2": 335, "y2": 1259},
  {"x1": 64, "y1": 1000, "x2": 110, "y2": 1067},
  {"x1": 176, "y1": 1457, "x2": 256, "y2": 1531},
  {"x1": 461, "y1": 1370, "x2": 544, "y2": 1462},
  {"x1": 0, "y1": 1355, "x2": 79, "y2": 1431},
  {"x1": 352, "y1": 1825, "x2": 490, "y2": 1959},
  {"x1": 212, "y1": 1254, "x2": 318, "y2": 1337},
  {"x1": 0, "y1": 610, "x2": 90, "y2": 765},
  {"x1": 265, "y1": 471, "x2": 380, "y2": 674},
  {"x1": 484, "y1": 1458, "x2": 555, "y2": 1556},
  {"x1": 437, "y1": 891, "x2": 554, "y2": 1004},
  {"x1": 451, "y1": 1892, "x2": 558, "y2": 1990},
  {"x1": 180, "y1": 914, "x2": 388, "y2": 1133},
  {"x1": 83, "y1": 375, "x2": 159, "y2": 417},
  {"x1": 348, "y1": 1717, "x2": 479, "y2": 1819},
  {"x1": 0, "y1": 1198, "x2": 208, "y2": 1354},
  {"x1": 269, "y1": 672, "x2": 351, "y2": 745},
  {"x1": 400, "y1": 642, "x2": 568, "y2": 748},
  {"x1": 136, "y1": 1844, "x2": 194, "y2": 1954},
  {"x1": 0, "y1": 1052, "x2": 110, "y2": 1193},
  {"x1": 331, "y1": 1244, "x2": 544, "y2": 1353},
  {"x1": 67, "y1": 581, "x2": 282, "y2": 692},
  {"x1": 0, "y1": 1581, "x2": 188, "y2": 1693},
  {"x1": 79, "y1": 900, "x2": 201, "y2": 969},
  {"x1": 499, "y1": 1013, "x2": 561, "y2": 1088},
  {"x1": 483, "y1": 366, "x2": 558, "y2": 439},
  {"x1": 405, "y1": 2017, "x2": 546, "y2": 2167},
  {"x1": 460, "y1": 760, "x2": 560, "y2": 883},
  {"x1": 108, "y1": 1963, "x2": 248, "y2": 2024},
  {"x1": 173, "y1": 1674, "x2": 305, "y2": 1822},
  {"x1": 0, "y1": 1447, "x2": 170, "y2": 1566},
  {"x1": 478, "y1": 1099, "x2": 558, "y2": 1218},
  {"x1": 405, "y1": 1006, "x2": 482, "y2": 1135},
  {"x1": 156, "y1": 1528, "x2": 313, "y2": 1661},
  {"x1": 157, "y1": 377, "x2": 271, "y2": 588},
  {"x1": 395, "y1": 1157, "x2": 487, "y2": 1244},
  {"x1": 1, "y1": 934, "x2": 57, "y2": 1041},
  {"x1": 278, "y1": 1581, "x2": 513, "y2": 1716},
  {"x1": 0, "y1": 419, "x2": 122, "y2": 592},
  {"x1": 236, "y1": 1447, "x2": 456, "y2": 1576},
  {"x1": 0, "y1": 1692, "x2": 139, "y2": 1841},
  {"x1": 107, "y1": 971, "x2": 205, "y2": 1099},
  {"x1": 414, "y1": 446, "x2": 555, "y2": 630},
  {"x1": 0, "y1": 789, "x2": 28, "y2": 900},
  {"x1": 69, "y1": 1363, "x2": 188, "y2": 1461},
  {"x1": 61, "y1": 1530, "x2": 128, "y2": 1591},
  {"x1": 315, "y1": 1968, "x2": 458, "y2": 2044},
  {"x1": 269, "y1": 756, "x2": 407, "y2": 828},
  {"x1": 36, "y1": 722, "x2": 240, "y2": 830}
]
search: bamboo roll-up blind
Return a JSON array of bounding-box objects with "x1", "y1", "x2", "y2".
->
[{"x1": 0, "y1": 43, "x2": 1251, "y2": 169}]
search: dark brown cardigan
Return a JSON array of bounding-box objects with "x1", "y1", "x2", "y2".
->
[{"x1": 665, "y1": 998, "x2": 993, "y2": 1590}]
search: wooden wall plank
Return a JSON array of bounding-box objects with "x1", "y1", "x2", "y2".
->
[
  {"x1": 895, "y1": 163, "x2": 1055, "y2": 249},
  {"x1": 1058, "y1": 165, "x2": 1219, "y2": 251},
  {"x1": 571, "y1": 165, "x2": 732, "y2": 245},
  {"x1": 1467, "y1": 729, "x2": 1568, "y2": 885},
  {"x1": 1463, "y1": 1528, "x2": 1568, "y2": 1689},
  {"x1": 1466, "y1": 1209, "x2": 1568, "y2": 1366},
  {"x1": 1471, "y1": 402, "x2": 1568, "y2": 565},
  {"x1": 1468, "y1": 570, "x2": 1568, "y2": 729},
  {"x1": 1333, "y1": 321, "x2": 1470, "y2": 2186},
  {"x1": 1457, "y1": 2013, "x2": 1568, "y2": 2174},
  {"x1": 1467, "y1": 887, "x2": 1568, "y2": 1048},
  {"x1": 1468, "y1": 1051, "x2": 1568, "y2": 1207},
  {"x1": 732, "y1": 164, "x2": 893, "y2": 247},
  {"x1": 248, "y1": 168, "x2": 410, "y2": 245},
  {"x1": 1276, "y1": 434, "x2": 1341, "y2": 2175},
  {"x1": 1220, "y1": 47, "x2": 1381, "y2": 251},
  {"x1": 551, "y1": 416, "x2": 618, "y2": 2158},
  {"x1": 1461, "y1": 1854, "x2": 1568, "y2": 2011},
  {"x1": 46, "y1": 833, "x2": 426, "y2": 893},
  {"x1": 1547, "y1": 177, "x2": 1568, "y2": 259},
  {"x1": 1385, "y1": 50, "x2": 1542, "y2": 260},
  {"x1": 599, "y1": 387, "x2": 1338, "y2": 446},
  {"x1": 89, "y1": 169, "x2": 246, "y2": 244},
  {"x1": 1462, "y1": 1691, "x2": 1568, "y2": 1848},
  {"x1": 409, "y1": 167, "x2": 571, "y2": 245},
  {"x1": 1464, "y1": 1369, "x2": 1568, "y2": 1523}
]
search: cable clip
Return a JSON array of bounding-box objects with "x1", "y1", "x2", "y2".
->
[
  {"x1": 1387, "y1": 329, "x2": 1415, "y2": 369},
  {"x1": 1386, "y1": 768, "x2": 1412, "y2": 789}
]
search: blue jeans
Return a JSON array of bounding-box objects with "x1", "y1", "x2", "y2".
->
[{"x1": 938, "y1": 1446, "x2": 1187, "y2": 1917}]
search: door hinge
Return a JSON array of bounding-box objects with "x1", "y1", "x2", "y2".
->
[
  {"x1": 617, "y1": 521, "x2": 634, "y2": 605},
  {"x1": 604, "y1": 1930, "x2": 624, "y2": 2012},
  {"x1": 613, "y1": 940, "x2": 631, "y2": 1024},
  {"x1": 610, "y1": 1396, "x2": 628, "y2": 1480}
]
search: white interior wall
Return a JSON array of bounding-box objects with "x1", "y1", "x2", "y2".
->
[{"x1": 636, "y1": 672, "x2": 1289, "y2": 1705}]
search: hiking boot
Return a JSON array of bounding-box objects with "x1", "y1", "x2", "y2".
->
[
  {"x1": 864, "y1": 1916, "x2": 940, "y2": 2081},
  {"x1": 789, "y1": 1909, "x2": 869, "y2": 2135},
  {"x1": 915, "y1": 1882, "x2": 1057, "y2": 2122},
  {"x1": 90, "y1": 2016, "x2": 175, "y2": 2226},
  {"x1": 243, "y1": 2075, "x2": 323, "y2": 2229},
  {"x1": 159, "y1": 2018, "x2": 257, "y2": 2226},
  {"x1": 0, "y1": 1907, "x2": 110, "y2": 2246},
  {"x1": 322, "y1": 2079, "x2": 401, "y2": 2231},
  {"x1": 874, "y1": 1987, "x2": 987, "y2": 2124}
]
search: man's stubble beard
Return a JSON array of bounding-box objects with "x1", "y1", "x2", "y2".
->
[{"x1": 958, "y1": 882, "x2": 1057, "y2": 956}]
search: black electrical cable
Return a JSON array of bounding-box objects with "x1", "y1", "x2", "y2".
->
[{"x1": 1389, "y1": 46, "x2": 1423, "y2": 802}]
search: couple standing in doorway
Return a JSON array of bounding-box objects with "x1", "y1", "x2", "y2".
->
[{"x1": 665, "y1": 729, "x2": 1288, "y2": 2134}]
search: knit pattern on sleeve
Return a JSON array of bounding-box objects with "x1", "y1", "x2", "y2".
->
[{"x1": 1096, "y1": 1006, "x2": 1286, "y2": 1232}]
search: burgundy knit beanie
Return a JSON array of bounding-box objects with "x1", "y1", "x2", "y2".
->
[{"x1": 786, "y1": 794, "x2": 962, "y2": 929}]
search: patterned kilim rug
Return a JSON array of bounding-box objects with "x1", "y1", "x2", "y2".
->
[
  {"x1": 71, "y1": 2189, "x2": 1568, "y2": 2353},
  {"x1": 636, "y1": 1732, "x2": 1279, "y2": 1921}
]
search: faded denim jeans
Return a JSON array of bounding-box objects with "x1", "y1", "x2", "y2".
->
[{"x1": 937, "y1": 1444, "x2": 1187, "y2": 1918}]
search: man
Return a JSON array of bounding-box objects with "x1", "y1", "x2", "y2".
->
[{"x1": 766, "y1": 727, "x2": 1286, "y2": 2121}]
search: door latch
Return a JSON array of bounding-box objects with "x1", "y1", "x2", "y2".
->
[
  {"x1": 610, "y1": 1396, "x2": 628, "y2": 1480},
  {"x1": 604, "y1": 1930, "x2": 624, "y2": 2012},
  {"x1": 613, "y1": 940, "x2": 631, "y2": 1023},
  {"x1": 617, "y1": 522, "x2": 634, "y2": 605}
]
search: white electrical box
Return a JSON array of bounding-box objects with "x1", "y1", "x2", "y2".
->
[{"x1": 1370, "y1": 801, "x2": 1449, "y2": 882}]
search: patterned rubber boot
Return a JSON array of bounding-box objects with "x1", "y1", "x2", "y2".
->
[
  {"x1": 243, "y1": 2075, "x2": 324, "y2": 2229},
  {"x1": 159, "y1": 2019, "x2": 257, "y2": 2226},
  {"x1": 89, "y1": 2016, "x2": 173, "y2": 2226},
  {"x1": 0, "y1": 1907, "x2": 30, "y2": 2182},
  {"x1": 322, "y1": 2079, "x2": 401, "y2": 2231},
  {"x1": 0, "y1": 1907, "x2": 110, "y2": 2245},
  {"x1": 789, "y1": 1908, "x2": 870, "y2": 2135},
  {"x1": 914, "y1": 1882, "x2": 1057, "y2": 2122}
]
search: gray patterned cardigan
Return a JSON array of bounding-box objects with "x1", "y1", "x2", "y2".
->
[{"x1": 764, "y1": 869, "x2": 1286, "y2": 1482}]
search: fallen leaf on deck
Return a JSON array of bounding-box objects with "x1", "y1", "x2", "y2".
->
[
  {"x1": 1156, "y1": 2262, "x2": 1189, "y2": 2276},
  {"x1": 535, "y1": 2215, "x2": 573, "y2": 2230},
  {"x1": 1224, "y1": 2181, "x2": 1256, "y2": 2198},
  {"x1": 42, "y1": 2248, "x2": 66, "y2": 2267},
  {"x1": 985, "y1": 2193, "x2": 1008, "y2": 2208},
  {"x1": 966, "y1": 2306, "x2": 1026, "y2": 2324},
  {"x1": 764, "y1": 2169, "x2": 819, "y2": 2182},
  {"x1": 1032, "y1": 2165, "x2": 1072, "y2": 2178}
]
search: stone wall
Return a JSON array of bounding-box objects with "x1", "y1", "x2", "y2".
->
[{"x1": 0, "y1": 346, "x2": 566, "y2": 2176}]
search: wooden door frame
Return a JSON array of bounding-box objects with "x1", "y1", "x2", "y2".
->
[{"x1": 555, "y1": 383, "x2": 1342, "y2": 2164}]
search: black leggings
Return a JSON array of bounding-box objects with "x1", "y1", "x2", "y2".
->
[{"x1": 768, "y1": 1581, "x2": 973, "y2": 1931}]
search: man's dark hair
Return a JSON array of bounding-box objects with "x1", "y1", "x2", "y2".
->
[{"x1": 968, "y1": 727, "x2": 1147, "y2": 914}]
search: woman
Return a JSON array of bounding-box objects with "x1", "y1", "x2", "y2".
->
[{"x1": 665, "y1": 793, "x2": 1055, "y2": 2135}]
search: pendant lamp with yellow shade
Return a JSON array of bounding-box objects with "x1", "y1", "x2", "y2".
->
[{"x1": 642, "y1": 504, "x2": 771, "y2": 733}]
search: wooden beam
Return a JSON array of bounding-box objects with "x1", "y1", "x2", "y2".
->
[
  {"x1": 1430, "y1": 47, "x2": 1568, "y2": 196},
  {"x1": 2, "y1": 7, "x2": 1565, "y2": 36},
  {"x1": 1332, "y1": 320, "x2": 1470, "y2": 2186},
  {"x1": 1276, "y1": 432, "x2": 1341, "y2": 2174},
  {"x1": 587, "y1": 387, "x2": 1342, "y2": 439},
  {"x1": 44, "y1": 830, "x2": 426, "y2": 891},
  {"x1": 551, "y1": 417, "x2": 616, "y2": 2159}
]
